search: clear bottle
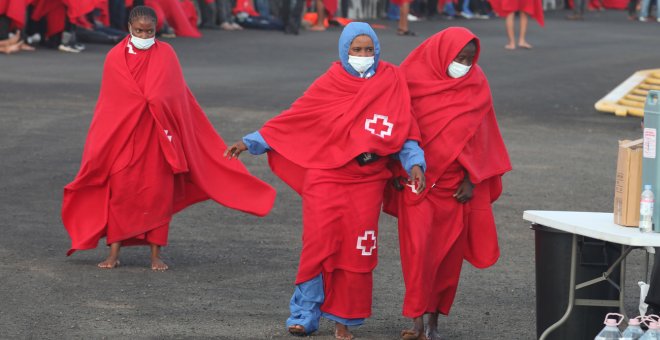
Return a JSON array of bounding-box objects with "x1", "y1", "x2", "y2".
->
[
  {"x1": 640, "y1": 185, "x2": 655, "y2": 233},
  {"x1": 621, "y1": 316, "x2": 646, "y2": 340},
  {"x1": 595, "y1": 313, "x2": 623, "y2": 340},
  {"x1": 641, "y1": 315, "x2": 660, "y2": 340}
]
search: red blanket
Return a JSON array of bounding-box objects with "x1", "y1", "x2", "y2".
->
[
  {"x1": 62, "y1": 37, "x2": 275, "y2": 255},
  {"x1": 145, "y1": 0, "x2": 201, "y2": 38},
  {"x1": 31, "y1": 0, "x2": 95, "y2": 37},
  {"x1": 261, "y1": 61, "x2": 419, "y2": 286},
  {"x1": 261, "y1": 61, "x2": 418, "y2": 176},
  {"x1": 489, "y1": 0, "x2": 545, "y2": 26},
  {"x1": 0, "y1": 0, "x2": 28, "y2": 29},
  {"x1": 394, "y1": 27, "x2": 511, "y2": 268}
]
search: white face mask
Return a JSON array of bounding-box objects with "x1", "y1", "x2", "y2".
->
[
  {"x1": 131, "y1": 34, "x2": 155, "y2": 50},
  {"x1": 447, "y1": 61, "x2": 472, "y2": 78},
  {"x1": 348, "y1": 55, "x2": 375, "y2": 74}
]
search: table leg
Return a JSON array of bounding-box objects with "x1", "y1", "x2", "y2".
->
[
  {"x1": 620, "y1": 245, "x2": 627, "y2": 320},
  {"x1": 539, "y1": 234, "x2": 577, "y2": 340}
]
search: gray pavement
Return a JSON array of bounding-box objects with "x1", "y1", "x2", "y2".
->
[{"x1": 1, "y1": 9, "x2": 658, "y2": 339}]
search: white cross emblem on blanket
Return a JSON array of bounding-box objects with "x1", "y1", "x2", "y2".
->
[
  {"x1": 365, "y1": 114, "x2": 393, "y2": 138},
  {"x1": 356, "y1": 230, "x2": 377, "y2": 256}
]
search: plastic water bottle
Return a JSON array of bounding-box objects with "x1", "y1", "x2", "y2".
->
[
  {"x1": 640, "y1": 185, "x2": 655, "y2": 233},
  {"x1": 621, "y1": 316, "x2": 646, "y2": 339},
  {"x1": 641, "y1": 315, "x2": 660, "y2": 340},
  {"x1": 595, "y1": 313, "x2": 623, "y2": 340},
  {"x1": 641, "y1": 315, "x2": 660, "y2": 339}
]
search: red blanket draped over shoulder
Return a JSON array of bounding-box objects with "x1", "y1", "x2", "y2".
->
[
  {"x1": 260, "y1": 61, "x2": 419, "y2": 194},
  {"x1": 394, "y1": 27, "x2": 511, "y2": 268},
  {"x1": 490, "y1": 0, "x2": 544, "y2": 26},
  {"x1": 62, "y1": 37, "x2": 275, "y2": 255}
]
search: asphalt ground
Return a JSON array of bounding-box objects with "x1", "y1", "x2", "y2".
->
[{"x1": 1, "y1": 9, "x2": 659, "y2": 339}]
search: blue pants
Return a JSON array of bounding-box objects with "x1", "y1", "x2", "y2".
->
[{"x1": 286, "y1": 274, "x2": 365, "y2": 334}]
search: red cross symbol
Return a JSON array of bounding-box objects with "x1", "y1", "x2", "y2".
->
[
  {"x1": 356, "y1": 230, "x2": 377, "y2": 256},
  {"x1": 365, "y1": 114, "x2": 393, "y2": 138}
]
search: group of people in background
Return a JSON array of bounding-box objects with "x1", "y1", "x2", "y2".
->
[{"x1": 0, "y1": 0, "x2": 657, "y2": 55}]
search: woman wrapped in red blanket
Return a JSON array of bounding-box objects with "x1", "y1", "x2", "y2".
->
[
  {"x1": 224, "y1": 22, "x2": 426, "y2": 340},
  {"x1": 386, "y1": 27, "x2": 511, "y2": 340},
  {"x1": 62, "y1": 6, "x2": 275, "y2": 271}
]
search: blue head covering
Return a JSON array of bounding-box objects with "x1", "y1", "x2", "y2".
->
[{"x1": 338, "y1": 22, "x2": 380, "y2": 78}]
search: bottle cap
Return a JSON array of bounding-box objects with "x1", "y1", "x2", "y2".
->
[
  {"x1": 646, "y1": 184, "x2": 652, "y2": 190},
  {"x1": 629, "y1": 316, "x2": 642, "y2": 326},
  {"x1": 605, "y1": 318, "x2": 618, "y2": 326},
  {"x1": 603, "y1": 313, "x2": 623, "y2": 326}
]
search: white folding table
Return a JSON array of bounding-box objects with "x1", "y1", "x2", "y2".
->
[{"x1": 523, "y1": 210, "x2": 660, "y2": 340}]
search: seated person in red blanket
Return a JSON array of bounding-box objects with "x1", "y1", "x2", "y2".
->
[
  {"x1": 62, "y1": 5, "x2": 275, "y2": 271},
  {"x1": 224, "y1": 22, "x2": 426, "y2": 340},
  {"x1": 388, "y1": 27, "x2": 512, "y2": 340}
]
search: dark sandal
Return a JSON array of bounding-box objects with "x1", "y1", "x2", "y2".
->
[{"x1": 397, "y1": 29, "x2": 416, "y2": 36}]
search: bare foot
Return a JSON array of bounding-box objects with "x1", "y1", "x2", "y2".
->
[
  {"x1": 19, "y1": 42, "x2": 35, "y2": 51},
  {"x1": 401, "y1": 329, "x2": 427, "y2": 340},
  {"x1": 309, "y1": 25, "x2": 326, "y2": 31},
  {"x1": 504, "y1": 43, "x2": 516, "y2": 50},
  {"x1": 287, "y1": 324, "x2": 306, "y2": 336},
  {"x1": 518, "y1": 41, "x2": 533, "y2": 49},
  {"x1": 98, "y1": 257, "x2": 120, "y2": 269},
  {"x1": 335, "y1": 323, "x2": 353, "y2": 340},
  {"x1": 151, "y1": 257, "x2": 168, "y2": 271},
  {"x1": 220, "y1": 22, "x2": 235, "y2": 31}
]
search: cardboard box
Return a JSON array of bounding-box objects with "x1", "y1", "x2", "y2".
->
[{"x1": 614, "y1": 139, "x2": 643, "y2": 226}]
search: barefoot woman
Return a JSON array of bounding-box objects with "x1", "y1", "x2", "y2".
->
[{"x1": 62, "y1": 6, "x2": 275, "y2": 271}]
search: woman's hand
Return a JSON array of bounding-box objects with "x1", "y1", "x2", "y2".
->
[
  {"x1": 408, "y1": 165, "x2": 426, "y2": 194},
  {"x1": 224, "y1": 141, "x2": 248, "y2": 159},
  {"x1": 453, "y1": 175, "x2": 474, "y2": 203}
]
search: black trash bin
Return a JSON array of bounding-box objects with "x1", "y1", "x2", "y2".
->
[{"x1": 533, "y1": 224, "x2": 622, "y2": 340}]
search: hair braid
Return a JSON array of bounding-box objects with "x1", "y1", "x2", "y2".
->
[{"x1": 128, "y1": 5, "x2": 157, "y2": 25}]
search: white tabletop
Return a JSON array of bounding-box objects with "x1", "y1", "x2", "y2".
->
[{"x1": 523, "y1": 210, "x2": 660, "y2": 247}]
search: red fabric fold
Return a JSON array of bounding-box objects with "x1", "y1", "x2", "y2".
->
[
  {"x1": 260, "y1": 61, "x2": 419, "y2": 172},
  {"x1": 31, "y1": 0, "x2": 95, "y2": 37},
  {"x1": 62, "y1": 38, "x2": 275, "y2": 255},
  {"x1": 489, "y1": 0, "x2": 545, "y2": 26},
  {"x1": 62, "y1": 0, "x2": 95, "y2": 20},
  {"x1": 0, "y1": 0, "x2": 28, "y2": 29},
  {"x1": 145, "y1": 0, "x2": 201, "y2": 38},
  {"x1": 233, "y1": 0, "x2": 260, "y2": 17}
]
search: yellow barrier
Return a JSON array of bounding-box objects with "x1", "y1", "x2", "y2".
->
[{"x1": 595, "y1": 68, "x2": 660, "y2": 117}]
